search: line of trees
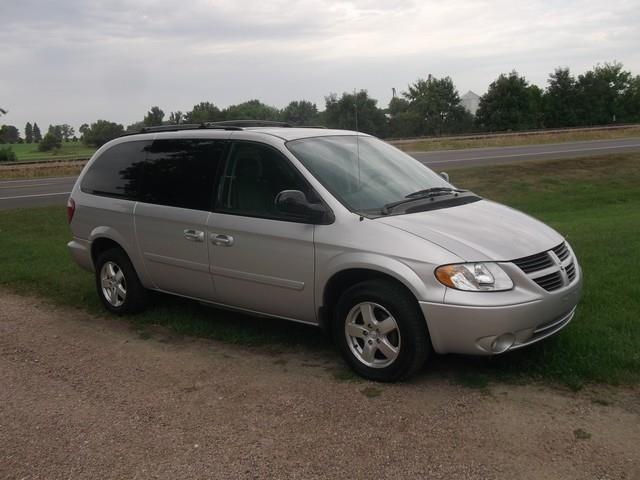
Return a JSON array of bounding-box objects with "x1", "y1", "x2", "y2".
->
[{"x1": 2, "y1": 61, "x2": 640, "y2": 149}]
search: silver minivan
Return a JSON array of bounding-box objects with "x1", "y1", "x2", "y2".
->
[{"x1": 67, "y1": 122, "x2": 583, "y2": 381}]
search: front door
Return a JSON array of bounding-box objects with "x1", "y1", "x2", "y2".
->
[{"x1": 207, "y1": 141, "x2": 317, "y2": 323}]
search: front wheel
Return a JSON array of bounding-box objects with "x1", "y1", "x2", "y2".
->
[{"x1": 333, "y1": 279, "x2": 431, "y2": 382}]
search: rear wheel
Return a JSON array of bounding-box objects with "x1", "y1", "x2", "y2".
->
[
  {"x1": 95, "y1": 247, "x2": 147, "y2": 314},
  {"x1": 333, "y1": 279, "x2": 431, "y2": 382}
]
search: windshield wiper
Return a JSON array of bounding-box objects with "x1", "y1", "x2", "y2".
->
[
  {"x1": 405, "y1": 187, "x2": 465, "y2": 198},
  {"x1": 381, "y1": 187, "x2": 467, "y2": 215}
]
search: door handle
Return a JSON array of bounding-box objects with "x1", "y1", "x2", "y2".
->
[
  {"x1": 210, "y1": 233, "x2": 234, "y2": 247},
  {"x1": 183, "y1": 229, "x2": 204, "y2": 242}
]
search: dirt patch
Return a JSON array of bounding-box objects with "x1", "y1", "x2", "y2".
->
[
  {"x1": 0, "y1": 160, "x2": 85, "y2": 179},
  {"x1": 1, "y1": 290, "x2": 638, "y2": 479}
]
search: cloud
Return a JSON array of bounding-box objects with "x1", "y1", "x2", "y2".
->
[{"x1": 1, "y1": 0, "x2": 639, "y2": 132}]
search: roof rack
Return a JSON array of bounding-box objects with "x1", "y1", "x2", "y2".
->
[
  {"x1": 208, "y1": 120, "x2": 293, "y2": 128},
  {"x1": 118, "y1": 124, "x2": 241, "y2": 137},
  {"x1": 121, "y1": 119, "x2": 319, "y2": 138}
]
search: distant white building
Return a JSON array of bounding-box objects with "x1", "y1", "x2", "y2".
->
[{"x1": 460, "y1": 90, "x2": 481, "y2": 116}]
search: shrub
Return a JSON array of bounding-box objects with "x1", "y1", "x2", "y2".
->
[
  {"x1": 38, "y1": 132, "x2": 62, "y2": 152},
  {"x1": 0, "y1": 146, "x2": 17, "y2": 162}
]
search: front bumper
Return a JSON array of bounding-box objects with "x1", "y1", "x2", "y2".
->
[{"x1": 419, "y1": 265, "x2": 583, "y2": 355}]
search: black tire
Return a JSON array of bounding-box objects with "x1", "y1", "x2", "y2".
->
[
  {"x1": 333, "y1": 279, "x2": 431, "y2": 382},
  {"x1": 94, "y1": 247, "x2": 147, "y2": 315}
]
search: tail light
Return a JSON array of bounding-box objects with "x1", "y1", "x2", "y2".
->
[{"x1": 67, "y1": 197, "x2": 76, "y2": 224}]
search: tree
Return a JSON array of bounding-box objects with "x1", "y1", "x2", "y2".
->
[
  {"x1": 0, "y1": 125, "x2": 20, "y2": 143},
  {"x1": 324, "y1": 90, "x2": 388, "y2": 137},
  {"x1": 82, "y1": 120, "x2": 124, "y2": 147},
  {"x1": 387, "y1": 97, "x2": 421, "y2": 137},
  {"x1": 576, "y1": 62, "x2": 631, "y2": 125},
  {"x1": 223, "y1": 100, "x2": 281, "y2": 121},
  {"x1": 125, "y1": 121, "x2": 145, "y2": 133},
  {"x1": 619, "y1": 75, "x2": 640, "y2": 122},
  {"x1": 476, "y1": 71, "x2": 543, "y2": 131},
  {"x1": 543, "y1": 68, "x2": 579, "y2": 127},
  {"x1": 185, "y1": 102, "x2": 223, "y2": 123},
  {"x1": 47, "y1": 124, "x2": 63, "y2": 141},
  {"x1": 25, "y1": 122, "x2": 33, "y2": 143},
  {"x1": 60, "y1": 124, "x2": 75, "y2": 141},
  {"x1": 38, "y1": 132, "x2": 62, "y2": 151},
  {"x1": 79, "y1": 123, "x2": 89, "y2": 138},
  {"x1": 403, "y1": 75, "x2": 473, "y2": 136},
  {"x1": 32, "y1": 123, "x2": 42, "y2": 142},
  {"x1": 144, "y1": 106, "x2": 165, "y2": 126},
  {"x1": 168, "y1": 111, "x2": 183, "y2": 124},
  {"x1": 281, "y1": 101, "x2": 319, "y2": 125}
]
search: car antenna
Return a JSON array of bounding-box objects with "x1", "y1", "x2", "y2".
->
[{"x1": 354, "y1": 88, "x2": 361, "y2": 188}]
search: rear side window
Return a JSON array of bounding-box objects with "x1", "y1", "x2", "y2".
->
[
  {"x1": 139, "y1": 138, "x2": 226, "y2": 210},
  {"x1": 81, "y1": 140, "x2": 150, "y2": 200}
]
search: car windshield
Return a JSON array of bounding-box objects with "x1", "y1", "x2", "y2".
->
[{"x1": 286, "y1": 135, "x2": 454, "y2": 214}]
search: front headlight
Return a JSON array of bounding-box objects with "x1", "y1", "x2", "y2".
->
[{"x1": 435, "y1": 262, "x2": 513, "y2": 291}]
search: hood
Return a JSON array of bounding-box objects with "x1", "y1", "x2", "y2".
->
[{"x1": 377, "y1": 199, "x2": 563, "y2": 261}]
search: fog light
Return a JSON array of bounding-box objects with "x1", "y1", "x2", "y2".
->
[{"x1": 491, "y1": 333, "x2": 515, "y2": 353}]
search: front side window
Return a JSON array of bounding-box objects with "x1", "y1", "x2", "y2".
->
[
  {"x1": 81, "y1": 140, "x2": 150, "y2": 200},
  {"x1": 217, "y1": 141, "x2": 312, "y2": 220},
  {"x1": 287, "y1": 135, "x2": 462, "y2": 214},
  {"x1": 139, "y1": 138, "x2": 226, "y2": 210}
]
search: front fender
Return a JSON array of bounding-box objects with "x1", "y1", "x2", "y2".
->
[{"x1": 316, "y1": 251, "x2": 446, "y2": 309}]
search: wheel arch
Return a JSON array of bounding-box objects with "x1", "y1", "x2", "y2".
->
[
  {"x1": 88, "y1": 227, "x2": 152, "y2": 288},
  {"x1": 318, "y1": 255, "x2": 429, "y2": 333}
]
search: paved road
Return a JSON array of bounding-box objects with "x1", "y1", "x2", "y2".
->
[
  {"x1": 0, "y1": 176, "x2": 76, "y2": 210},
  {"x1": 2, "y1": 137, "x2": 639, "y2": 210},
  {"x1": 410, "y1": 136, "x2": 640, "y2": 169}
]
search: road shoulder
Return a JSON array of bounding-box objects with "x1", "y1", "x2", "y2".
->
[{"x1": 1, "y1": 290, "x2": 639, "y2": 479}]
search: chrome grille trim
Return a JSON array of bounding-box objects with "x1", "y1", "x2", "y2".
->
[
  {"x1": 533, "y1": 271, "x2": 564, "y2": 291},
  {"x1": 566, "y1": 262, "x2": 576, "y2": 281},
  {"x1": 511, "y1": 251, "x2": 554, "y2": 273},
  {"x1": 552, "y1": 242, "x2": 570, "y2": 261},
  {"x1": 511, "y1": 242, "x2": 577, "y2": 292}
]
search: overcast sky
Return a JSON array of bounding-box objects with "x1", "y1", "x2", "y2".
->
[{"x1": 2, "y1": 0, "x2": 639, "y2": 133}]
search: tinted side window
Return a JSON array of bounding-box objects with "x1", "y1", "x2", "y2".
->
[
  {"x1": 81, "y1": 140, "x2": 150, "y2": 200},
  {"x1": 140, "y1": 139, "x2": 226, "y2": 210},
  {"x1": 217, "y1": 141, "x2": 312, "y2": 220}
]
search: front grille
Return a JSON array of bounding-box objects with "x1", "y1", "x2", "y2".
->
[
  {"x1": 552, "y1": 242, "x2": 570, "y2": 261},
  {"x1": 512, "y1": 251, "x2": 554, "y2": 273},
  {"x1": 533, "y1": 271, "x2": 564, "y2": 291},
  {"x1": 566, "y1": 262, "x2": 576, "y2": 281},
  {"x1": 512, "y1": 241, "x2": 577, "y2": 292}
]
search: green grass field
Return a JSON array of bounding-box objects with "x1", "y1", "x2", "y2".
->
[
  {"x1": 393, "y1": 126, "x2": 640, "y2": 152},
  {"x1": 1, "y1": 153, "x2": 639, "y2": 387},
  {"x1": 3, "y1": 142, "x2": 96, "y2": 161}
]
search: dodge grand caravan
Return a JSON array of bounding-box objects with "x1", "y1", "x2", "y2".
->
[{"x1": 67, "y1": 121, "x2": 583, "y2": 381}]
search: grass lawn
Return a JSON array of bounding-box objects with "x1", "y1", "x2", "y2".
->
[
  {"x1": 393, "y1": 126, "x2": 640, "y2": 152},
  {"x1": 1, "y1": 153, "x2": 639, "y2": 387},
  {"x1": 3, "y1": 142, "x2": 96, "y2": 161}
]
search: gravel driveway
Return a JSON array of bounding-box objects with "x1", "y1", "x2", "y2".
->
[{"x1": 1, "y1": 290, "x2": 638, "y2": 479}]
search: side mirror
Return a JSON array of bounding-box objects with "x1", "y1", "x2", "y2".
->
[
  {"x1": 439, "y1": 171, "x2": 449, "y2": 182},
  {"x1": 274, "y1": 190, "x2": 332, "y2": 224}
]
